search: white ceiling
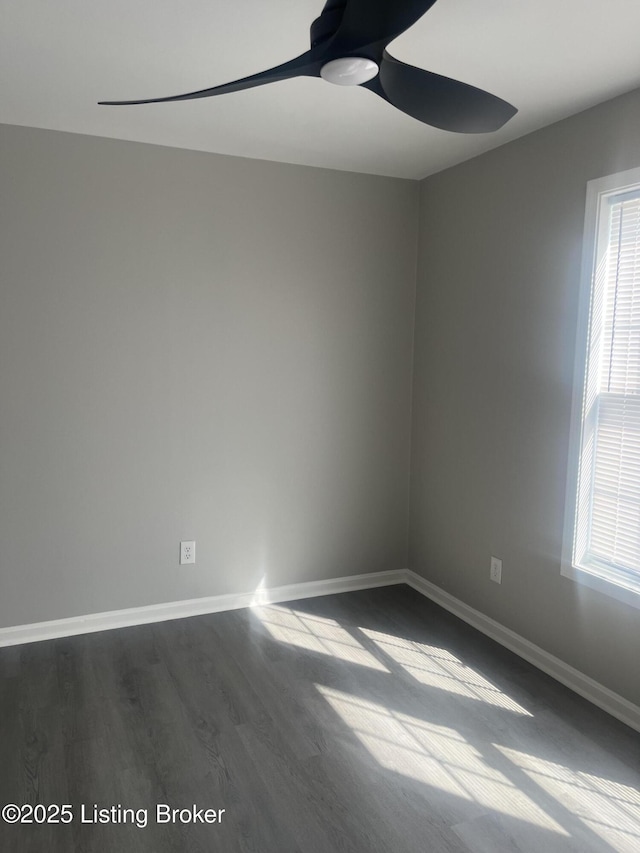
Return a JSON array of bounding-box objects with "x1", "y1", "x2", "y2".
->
[{"x1": 2, "y1": 0, "x2": 640, "y2": 179}]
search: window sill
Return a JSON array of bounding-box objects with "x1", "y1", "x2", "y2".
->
[{"x1": 561, "y1": 561, "x2": 640, "y2": 610}]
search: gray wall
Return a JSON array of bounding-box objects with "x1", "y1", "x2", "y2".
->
[
  {"x1": 3, "y1": 87, "x2": 640, "y2": 709},
  {"x1": 409, "y1": 87, "x2": 640, "y2": 706},
  {"x1": 0, "y1": 124, "x2": 418, "y2": 628}
]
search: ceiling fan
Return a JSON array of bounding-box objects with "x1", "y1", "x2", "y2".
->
[{"x1": 99, "y1": 0, "x2": 516, "y2": 134}]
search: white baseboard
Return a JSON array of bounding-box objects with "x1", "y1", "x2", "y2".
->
[
  {"x1": 2, "y1": 566, "x2": 638, "y2": 734},
  {"x1": 0, "y1": 569, "x2": 405, "y2": 648},
  {"x1": 404, "y1": 569, "x2": 640, "y2": 734}
]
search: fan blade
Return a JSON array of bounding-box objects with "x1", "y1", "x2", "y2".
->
[
  {"x1": 332, "y1": 0, "x2": 439, "y2": 49},
  {"x1": 99, "y1": 51, "x2": 322, "y2": 105},
  {"x1": 365, "y1": 51, "x2": 517, "y2": 133}
]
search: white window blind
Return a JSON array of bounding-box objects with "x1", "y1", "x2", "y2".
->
[{"x1": 573, "y1": 188, "x2": 640, "y2": 585}]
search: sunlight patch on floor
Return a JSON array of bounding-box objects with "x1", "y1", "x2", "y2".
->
[
  {"x1": 317, "y1": 685, "x2": 565, "y2": 833},
  {"x1": 496, "y1": 745, "x2": 640, "y2": 852},
  {"x1": 255, "y1": 606, "x2": 389, "y2": 671},
  {"x1": 360, "y1": 627, "x2": 532, "y2": 716}
]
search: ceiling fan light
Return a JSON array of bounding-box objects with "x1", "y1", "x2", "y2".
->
[{"x1": 320, "y1": 57, "x2": 379, "y2": 87}]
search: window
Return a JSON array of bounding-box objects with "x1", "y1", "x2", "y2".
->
[{"x1": 563, "y1": 166, "x2": 640, "y2": 608}]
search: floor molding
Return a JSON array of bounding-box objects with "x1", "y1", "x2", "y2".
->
[
  {"x1": 0, "y1": 569, "x2": 405, "y2": 648},
  {"x1": 2, "y1": 566, "x2": 638, "y2": 733},
  {"x1": 404, "y1": 569, "x2": 640, "y2": 734}
]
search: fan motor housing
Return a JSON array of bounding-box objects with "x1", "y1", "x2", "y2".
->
[{"x1": 310, "y1": 1, "x2": 347, "y2": 48}]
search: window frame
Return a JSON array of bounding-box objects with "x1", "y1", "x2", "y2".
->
[{"x1": 561, "y1": 165, "x2": 640, "y2": 609}]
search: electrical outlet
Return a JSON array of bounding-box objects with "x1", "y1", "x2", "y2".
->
[
  {"x1": 490, "y1": 556, "x2": 502, "y2": 584},
  {"x1": 180, "y1": 540, "x2": 196, "y2": 565}
]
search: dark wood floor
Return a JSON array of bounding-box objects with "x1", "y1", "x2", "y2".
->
[{"x1": 1, "y1": 585, "x2": 639, "y2": 852}]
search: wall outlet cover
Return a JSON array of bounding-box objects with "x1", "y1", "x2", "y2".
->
[
  {"x1": 490, "y1": 556, "x2": 502, "y2": 584},
  {"x1": 180, "y1": 540, "x2": 196, "y2": 565}
]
